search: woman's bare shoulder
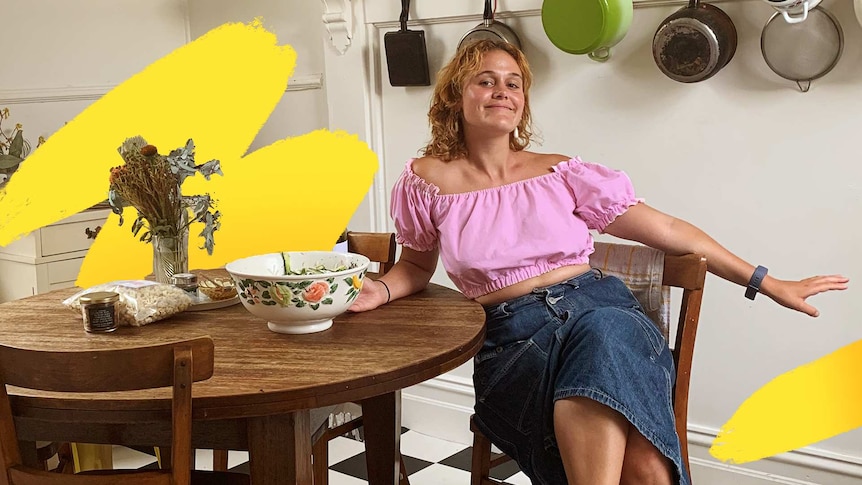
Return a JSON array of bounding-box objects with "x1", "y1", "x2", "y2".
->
[
  {"x1": 411, "y1": 156, "x2": 454, "y2": 185},
  {"x1": 520, "y1": 151, "x2": 573, "y2": 171}
]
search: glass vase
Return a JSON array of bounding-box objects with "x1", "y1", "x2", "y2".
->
[{"x1": 151, "y1": 228, "x2": 189, "y2": 284}]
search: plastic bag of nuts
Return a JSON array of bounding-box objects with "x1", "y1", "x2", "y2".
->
[{"x1": 63, "y1": 280, "x2": 193, "y2": 327}]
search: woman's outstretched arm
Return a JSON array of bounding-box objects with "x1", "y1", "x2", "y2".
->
[{"x1": 604, "y1": 203, "x2": 848, "y2": 317}]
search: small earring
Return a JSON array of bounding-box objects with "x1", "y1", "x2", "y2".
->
[
  {"x1": 513, "y1": 127, "x2": 520, "y2": 140},
  {"x1": 455, "y1": 118, "x2": 460, "y2": 132}
]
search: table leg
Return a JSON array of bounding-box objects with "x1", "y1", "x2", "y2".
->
[
  {"x1": 247, "y1": 411, "x2": 312, "y2": 485},
  {"x1": 361, "y1": 391, "x2": 401, "y2": 485}
]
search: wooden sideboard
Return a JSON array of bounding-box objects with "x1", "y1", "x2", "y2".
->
[{"x1": 0, "y1": 208, "x2": 110, "y2": 303}]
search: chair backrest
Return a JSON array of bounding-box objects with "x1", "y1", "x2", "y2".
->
[
  {"x1": 347, "y1": 231, "x2": 396, "y2": 275},
  {"x1": 0, "y1": 336, "x2": 215, "y2": 485}
]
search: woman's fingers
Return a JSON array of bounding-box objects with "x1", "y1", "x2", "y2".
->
[
  {"x1": 769, "y1": 275, "x2": 848, "y2": 318},
  {"x1": 801, "y1": 275, "x2": 849, "y2": 298}
]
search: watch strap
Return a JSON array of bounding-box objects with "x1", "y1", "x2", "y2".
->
[{"x1": 745, "y1": 265, "x2": 768, "y2": 300}]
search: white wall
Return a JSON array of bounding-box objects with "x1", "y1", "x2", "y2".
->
[
  {"x1": 0, "y1": 0, "x2": 190, "y2": 143},
  {"x1": 323, "y1": 0, "x2": 862, "y2": 482},
  {"x1": 185, "y1": 0, "x2": 375, "y2": 230},
  {"x1": 186, "y1": 0, "x2": 329, "y2": 153}
]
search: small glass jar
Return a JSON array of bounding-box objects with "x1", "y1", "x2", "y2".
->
[
  {"x1": 80, "y1": 291, "x2": 120, "y2": 333},
  {"x1": 171, "y1": 273, "x2": 199, "y2": 297},
  {"x1": 333, "y1": 228, "x2": 349, "y2": 254}
]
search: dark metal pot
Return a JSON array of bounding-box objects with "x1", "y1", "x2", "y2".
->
[
  {"x1": 459, "y1": 0, "x2": 522, "y2": 50},
  {"x1": 652, "y1": 0, "x2": 737, "y2": 83}
]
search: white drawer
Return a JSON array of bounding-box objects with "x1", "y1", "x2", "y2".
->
[
  {"x1": 47, "y1": 258, "x2": 84, "y2": 285},
  {"x1": 40, "y1": 219, "x2": 103, "y2": 257}
]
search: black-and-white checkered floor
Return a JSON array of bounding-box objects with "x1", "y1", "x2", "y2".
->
[{"x1": 112, "y1": 428, "x2": 531, "y2": 484}]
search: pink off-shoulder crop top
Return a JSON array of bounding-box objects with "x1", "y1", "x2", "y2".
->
[{"x1": 390, "y1": 157, "x2": 643, "y2": 299}]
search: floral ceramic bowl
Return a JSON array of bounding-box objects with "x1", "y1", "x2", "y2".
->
[{"x1": 225, "y1": 251, "x2": 370, "y2": 334}]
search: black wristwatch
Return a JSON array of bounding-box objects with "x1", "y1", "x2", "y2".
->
[{"x1": 745, "y1": 265, "x2": 768, "y2": 300}]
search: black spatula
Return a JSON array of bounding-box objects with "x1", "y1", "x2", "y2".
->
[{"x1": 384, "y1": 0, "x2": 431, "y2": 86}]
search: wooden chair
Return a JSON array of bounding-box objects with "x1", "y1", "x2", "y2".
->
[
  {"x1": 346, "y1": 231, "x2": 396, "y2": 275},
  {"x1": 0, "y1": 336, "x2": 249, "y2": 485},
  {"x1": 469, "y1": 244, "x2": 708, "y2": 484},
  {"x1": 313, "y1": 231, "x2": 407, "y2": 484}
]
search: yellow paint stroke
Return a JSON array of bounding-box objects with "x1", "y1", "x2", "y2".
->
[
  {"x1": 0, "y1": 19, "x2": 378, "y2": 287},
  {"x1": 710, "y1": 338, "x2": 862, "y2": 464}
]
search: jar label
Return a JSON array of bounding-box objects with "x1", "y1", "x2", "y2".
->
[{"x1": 86, "y1": 306, "x2": 117, "y2": 331}]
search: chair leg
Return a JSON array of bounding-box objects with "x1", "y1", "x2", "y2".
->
[
  {"x1": 213, "y1": 449, "x2": 229, "y2": 472},
  {"x1": 399, "y1": 454, "x2": 410, "y2": 485},
  {"x1": 471, "y1": 425, "x2": 493, "y2": 485},
  {"x1": 310, "y1": 421, "x2": 410, "y2": 485},
  {"x1": 312, "y1": 435, "x2": 329, "y2": 485},
  {"x1": 55, "y1": 443, "x2": 75, "y2": 474}
]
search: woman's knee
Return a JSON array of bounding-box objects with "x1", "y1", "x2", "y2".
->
[{"x1": 620, "y1": 430, "x2": 673, "y2": 485}]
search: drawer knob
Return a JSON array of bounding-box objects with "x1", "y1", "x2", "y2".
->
[{"x1": 84, "y1": 226, "x2": 102, "y2": 239}]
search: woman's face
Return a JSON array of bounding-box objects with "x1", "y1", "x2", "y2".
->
[{"x1": 459, "y1": 49, "x2": 525, "y2": 136}]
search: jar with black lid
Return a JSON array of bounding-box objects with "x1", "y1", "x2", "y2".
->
[
  {"x1": 80, "y1": 291, "x2": 120, "y2": 333},
  {"x1": 171, "y1": 273, "x2": 199, "y2": 298}
]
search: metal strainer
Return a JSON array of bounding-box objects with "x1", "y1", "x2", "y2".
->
[{"x1": 760, "y1": 6, "x2": 843, "y2": 92}]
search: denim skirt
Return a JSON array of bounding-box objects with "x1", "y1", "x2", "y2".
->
[{"x1": 472, "y1": 270, "x2": 690, "y2": 485}]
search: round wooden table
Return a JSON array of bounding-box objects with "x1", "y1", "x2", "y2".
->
[{"x1": 0, "y1": 282, "x2": 485, "y2": 485}]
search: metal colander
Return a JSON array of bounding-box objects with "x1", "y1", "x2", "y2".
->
[{"x1": 760, "y1": 6, "x2": 843, "y2": 92}]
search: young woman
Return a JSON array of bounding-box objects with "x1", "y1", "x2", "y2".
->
[{"x1": 349, "y1": 39, "x2": 848, "y2": 485}]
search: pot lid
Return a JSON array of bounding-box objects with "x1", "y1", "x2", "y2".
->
[{"x1": 542, "y1": 0, "x2": 628, "y2": 55}]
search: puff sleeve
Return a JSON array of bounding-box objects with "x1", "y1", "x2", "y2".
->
[
  {"x1": 555, "y1": 157, "x2": 644, "y2": 233},
  {"x1": 390, "y1": 164, "x2": 439, "y2": 252}
]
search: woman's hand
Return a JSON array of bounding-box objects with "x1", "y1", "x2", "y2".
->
[
  {"x1": 347, "y1": 246, "x2": 439, "y2": 313},
  {"x1": 762, "y1": 274, "x2": 849, "y2": 317},
  {"x1": 348, "y1": 279, "x2": 390, "y2": 313}
]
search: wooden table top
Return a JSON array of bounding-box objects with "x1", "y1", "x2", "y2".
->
[{"x1": 0, "y1": 283, "x2": 485, "y2": 421}]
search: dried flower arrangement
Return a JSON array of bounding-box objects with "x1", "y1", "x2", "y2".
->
[
  {"x1": 108, "y1": 136, "x2": 223, "y2": 254},
  {"x1": 0, "y1": 107, "x2": 45, "y2": 189}
]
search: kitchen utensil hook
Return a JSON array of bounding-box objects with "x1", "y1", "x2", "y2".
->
[
  {"x1": 399, "y1": 0, "x2": 410, "y2": 31},
  {"x1": 483, "y1": 0, "x2": 494, "y2": 27}
]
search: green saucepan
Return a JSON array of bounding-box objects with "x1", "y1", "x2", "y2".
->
[{"x1": 541, "y1": 0, "x2": 633, "y2": 62}]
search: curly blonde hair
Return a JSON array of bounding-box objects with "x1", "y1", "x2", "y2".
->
[{"x1": 422, "y1": 39, "x2": 534, "y2": 161}]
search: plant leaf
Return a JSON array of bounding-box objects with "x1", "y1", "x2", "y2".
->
[
  {"x1": 131, "y1": 215, "x2": 146, "y2": 236},
  {"x1": 9, "y1": 131, "x2": 24, "y2": 158},
  {"x1": 0, "y1": 154, "x2": 23, "y2": 170},
  {"x1": 198, "y1": 159, "x2": 223, "y2": 179}
]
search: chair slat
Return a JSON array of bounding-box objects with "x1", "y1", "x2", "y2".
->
[
  {"x1": 662, "y1": 253, "x2": 707, "y2": 290},
  {"x1": 0, "y1": 337, "x2": 213, "y2": 393}
]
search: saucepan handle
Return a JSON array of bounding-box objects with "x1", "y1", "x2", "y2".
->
[
  {"x1": 588, "y1": 47, "x2": 611, "y2": 62},
  {"x1": 780, "y1": 2, "x2": 809, "y2": 23}
]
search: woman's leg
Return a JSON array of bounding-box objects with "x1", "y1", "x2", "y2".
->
[
  {"x1": 619, "y1": 428, "x2": 674, "y2": 485},
  {"x1": 554, "y1": 396, "x2": 628, "y2": 485},
  {"x1": 555, "y1": 397, "x2": 674, "y2": 485}
]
